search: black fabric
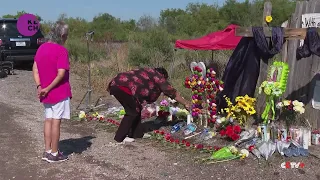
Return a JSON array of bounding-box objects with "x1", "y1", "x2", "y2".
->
[
  {"x1": 217, "y1": 27, "x2": 284, "y2": 109},
  {"x1": 109, "y1": 86, "x2": 144, "y2": 142},
  {"x1": 297, "y1": 27, "x2": 320, "y2": 60},
  {"x1": 0, "y1": 70, "x2": 7, "y2": 78}
]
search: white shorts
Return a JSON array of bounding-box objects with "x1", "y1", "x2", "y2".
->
[{"x1": 44, "y1": 98, "x2": 71, "y2": 120}]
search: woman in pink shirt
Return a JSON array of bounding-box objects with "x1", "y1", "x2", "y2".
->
[{"x1": 33, "y1": 21, "x2": 71, "y2": 163}]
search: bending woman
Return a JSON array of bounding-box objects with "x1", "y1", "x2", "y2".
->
[{"x1": 107, "y1": 67, "x2": 190, "y2": 143}]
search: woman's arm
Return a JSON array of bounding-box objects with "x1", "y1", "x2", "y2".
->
[
  {"x1": 158, "y1": 78, "x2": 190, "y2": 109},
  {"x1": 174, "y1": 91, "x2": 189, "y2": 108},
  {"x1": 32, "y1": 62, "x2": 41, "y2": 87},
  {"x1": 44, "y1": 69, "x2": 66, "y2": 92}
]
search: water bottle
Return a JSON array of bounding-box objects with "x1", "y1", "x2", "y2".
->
[
  {"x1": 171, "y1": 122, "x2": 185, "y2": 134},
  {"x1": 200, "y1": 128, "x2": 212, "y2": 140}
]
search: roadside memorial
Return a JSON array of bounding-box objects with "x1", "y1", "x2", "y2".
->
[{"x1": 72, "y1": 0, "x2": 320, "y2": 165}]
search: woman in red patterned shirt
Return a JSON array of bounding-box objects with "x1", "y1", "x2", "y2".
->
[{"x1": 107, "y1": 67, "x2": 190, "y2": 143}]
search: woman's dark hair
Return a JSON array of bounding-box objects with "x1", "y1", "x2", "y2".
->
[{"x1": 155, "y1": 67, "x2": 169, "y2": 79}]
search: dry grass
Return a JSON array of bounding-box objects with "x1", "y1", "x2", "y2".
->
[{"x1": 70, "y1": 42, "x2": 231, "y2": 101}]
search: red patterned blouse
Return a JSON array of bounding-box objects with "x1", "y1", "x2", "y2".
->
[{"x1": 108, "y1": 68, "x2": 177, "y2": 103}]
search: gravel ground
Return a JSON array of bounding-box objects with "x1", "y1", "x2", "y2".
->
[{"x1": 0, "y1": 69, "x2": 320, "y2": 180}]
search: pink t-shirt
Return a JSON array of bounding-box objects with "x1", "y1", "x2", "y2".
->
[{"x1": 34, "y1": 42, "x2": 72, "y2": 104}]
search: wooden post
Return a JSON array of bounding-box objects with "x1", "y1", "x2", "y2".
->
[{"x1": 256, "y1": 1, "x2": 272, "y2": 116}]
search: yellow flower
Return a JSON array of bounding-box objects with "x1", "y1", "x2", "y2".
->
[
  {"x1": 79, "y1": 111, "x2": 86, "y2": 119},
  {"x1": 265, "y1": 15, "x2": 273, "y2": 23},
  {"x1": 283, "y1": 100, "x2": 291, "y2": 106}
]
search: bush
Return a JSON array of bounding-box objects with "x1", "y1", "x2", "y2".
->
[
  {"x1": 128, "y1": 28, "x2": 173, "y2": 66},
  {"x1": 66, "y1": 38, "x2": 107, "y2": 62}
]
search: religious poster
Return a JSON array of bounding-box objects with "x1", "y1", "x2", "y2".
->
[{"x1": 300, "y1": 13, "x2": 320, "y2": 46}]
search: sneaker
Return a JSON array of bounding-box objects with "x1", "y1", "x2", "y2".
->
[
  {"x1": 42, "y1": 152, "x2": 50, "y2": 161},
  {"x1": 46, "y1": 151, "x2": 68, "y2": 163},
  {"x1": 123, "y1": 137, "x2": 135, "y2": 143}
]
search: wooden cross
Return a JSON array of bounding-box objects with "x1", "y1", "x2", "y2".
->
[{"x1": 235, "y1": 1, "x2": 318, "y2": 40}]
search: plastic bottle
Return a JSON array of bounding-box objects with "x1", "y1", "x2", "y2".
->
[
  {"x1": 200, "y1": 128, "x2": 212, "y2": 140},
  {"x1": 171, "y1": 122, "x2": 185, "y2": 134}
]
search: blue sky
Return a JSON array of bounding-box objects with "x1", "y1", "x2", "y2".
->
[{"x1": 0, "y1": 0, "x2": 231, "y2": 22}]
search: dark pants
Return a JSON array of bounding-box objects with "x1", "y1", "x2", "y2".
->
[{"x1": 109, "y1": 86, "x2": 144, "y2": 142}]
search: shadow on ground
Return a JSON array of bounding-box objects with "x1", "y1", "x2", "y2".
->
[
  {"x1": 59, "y1": 136, "x2": 96, "y2": 156},
  {"x1": 142, "y1": 117, "x2": 184, "y2": 133}
]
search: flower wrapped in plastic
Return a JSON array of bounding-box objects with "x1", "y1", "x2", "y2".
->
[
  {"x1": 259, "y1": 61, "x2": 289, "y2": 123},
  {"x1": 203, "y1": 146, "x2": 249, "y2": 164}
]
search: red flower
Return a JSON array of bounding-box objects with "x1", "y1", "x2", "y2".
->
[
  {"x1": 248, "y1": 145, "x2": 255, "y2": 151},
  {"x1": 225, "y1": 129, "x2": 234, "y2": 137},
  {"x1": 226, "y1": 125, "x2": 233, "y2": 131},
  {"x1": 170, "y1": 138, "x2": 175, "y2": 143},
  {"x1": 115, "y1": 122, "x2": 120, "y2": 126},
  {"x1": 196, "y1": 144, "x2": 204, "y2": 149},
  {"x1": 99, "y1": 117, "x2": 104, "y2": 121},
  {"x1": 159, "y1": 131, "x2": 165, "y2": 135},
  {"x1": 175, "y1": 139, "x2": 180, "y2": 144},
  {"x1": 154, "y1": 130, "x2": 160, "y2": 134},
  {"x1": 206, "y1": 146, "x2": 213, "y2": 150},
  {"x1": 165, "y1": 136, "x2": 170, "y2": 141},
  {"x1": 185, "y1": 142, "x2": 191, "y2": 147},
  {"x1": 213, "y1": 146, "x2": 221, "y2": 151},
  {"x1": 231, "y1": 133, "x2": 240, "y2": 141},
  {"x1": 220, "y1": 129, "x2": 226, "y2": 136},
  {"x1": 181, "y1": 140, "x2": 187, "y2": 144},
  {"x1": 234, "y1": 125, "x2": 242, "y2": 134}
]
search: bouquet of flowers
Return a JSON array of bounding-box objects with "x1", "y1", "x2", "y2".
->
[
  {"x1": 223, "y1": 95, "x2": 256, "y2": 126},
  {"x1": 158, "y1": 99, "x2": 170, "y2": 117},
  {"x1": 276, "y1": 99, "x2": 305, "y2": 127},
  {"x1": 219, "y1": 124, "x2": 242, "y2": 141}
]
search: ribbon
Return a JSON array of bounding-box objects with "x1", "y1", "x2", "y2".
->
[{"x1": 261, "y1": 94, "x2": 277, "y2": 124}]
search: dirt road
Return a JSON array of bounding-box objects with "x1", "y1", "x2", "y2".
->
[{"x1": 0, "y1": 70, "x2": 320, "y2": 180}]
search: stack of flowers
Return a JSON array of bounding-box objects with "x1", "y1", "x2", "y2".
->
[
  {"x1": 276, "y1": 99, "x2": 305, "y2": 127},
  {"x1": 184, "y1": 66, "x2": 206, "y2": 118},
  {"x1": 205, "y1": 68, "x2": 224, "y2": 124},
  {"x1": 78, "y1": 111, "x2": 105, "y2": 121}
]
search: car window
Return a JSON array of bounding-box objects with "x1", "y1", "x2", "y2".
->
[{"x1": 0, "y1": 21, "x2": 42, "y2": 37}]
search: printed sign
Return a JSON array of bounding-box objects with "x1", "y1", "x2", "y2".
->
[
  {"x1": 300, "y1": 13, "x2": 320, "y2": 46},
  {"x1": 17, "y1": 13, "x2": 40, "y2": 36}
]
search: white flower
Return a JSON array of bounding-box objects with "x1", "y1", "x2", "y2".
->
[
  {"x1": 216, "y1": 118, "x2": 221, "y2": 124},
  {"x1": 293, "y1": 100, "x2": 304, "y2": 107},
  {"x1": 240, "y1": 149, "x2": 249, "y2": 157},
  {"x1": 229, "y1": 146, "x2": 238, "y2": 154},
  {"x1": 197, "y1": 81, "x2": 201, "y2": 85},
  {"x1": 293, "y1": 106, "x2": 305, "y2": 114},
  {"x1": 211, "y1": 103, "x2": 217, "y2": 107},
  {"x1": 219, "y1": 86, "x2": 224, "y2": 91},
  {"x1": 276, "y1": 102, "x2": 283, "y2": 109},
  {"x1": 79, "y1": 111, "x2": 86, "y2": 119}
]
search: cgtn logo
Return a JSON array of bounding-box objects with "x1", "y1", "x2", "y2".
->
[{"x1": 281, "y1": 162, "x2": 305, "y2": 169}]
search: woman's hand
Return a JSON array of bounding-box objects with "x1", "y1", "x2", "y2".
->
[{"x1": 184, "y1": 102, "x2": 191, "y2": 110}]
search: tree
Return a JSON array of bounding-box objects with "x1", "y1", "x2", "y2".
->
[{"x1": 2, "y1": 11, "x2": 42, "y2": 21}]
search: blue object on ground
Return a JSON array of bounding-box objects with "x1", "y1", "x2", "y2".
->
[
  {"x1": 283, "y1": 148, "x2": 293, "y2": 157},
  {"x1": 171, "y1": 122, "x2": 185, "y2": 133}
]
